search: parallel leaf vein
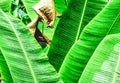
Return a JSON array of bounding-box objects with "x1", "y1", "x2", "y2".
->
[{"x1": 1, "y1": 10, "x2": 38, "y2": 83}]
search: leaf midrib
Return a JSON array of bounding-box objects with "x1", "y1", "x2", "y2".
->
[
  {"x1": 77, "y1": 1, "x2": 120, "y2": 38},
  {"x1": 76, "y1": 0, "x2": 88, "y2": 41},
  {"x1": 1, "y1": 10, "x2": 38, "y2": 83},
  {"x1": 106, "y1": 12, "x2": 120, "y2": 35},
  {"x1": 112, "y1": 54, "x2": 120, "y2": 83}
]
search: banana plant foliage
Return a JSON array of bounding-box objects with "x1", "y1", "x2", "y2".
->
[
  {"x1": 0, "y1": 9, "x2": 63, "y2": 83},
  {"x1": 79, "y1": 33, "x2": 120, "y2": 83},
  {"x1": 47, "y1": 0, "x2": 107, "y2": 71},
  {"x1": 0, "y1": 0, "x2": 11, "y2": 12},
  {"x1": 0, "y1": 51, "x2": 13, "y2": 82},
  {"x1": 59, "y1": 0, "x2": 120, "y2": 83},
  {"x1": 21, "y1": 0, "x2": 39, "y2": 20}
]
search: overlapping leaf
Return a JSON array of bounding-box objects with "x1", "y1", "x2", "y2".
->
[
  {"x1": 79, "y1": 33, "x2": 120, "y2": 83},
  {"x1": 21, "y1": 0, "x2": 39, "y2": 20},
  {"x1": 59, "y1": 0, "x2": 120, "y2": 83},
  {"x1": 47, "y1": 0, "x2": 107, "y2": 71},
  {"x1": 0, "y1": 9, "x2": 63, "y2": 83},
  {"x1": 54, "y1": 0, "x2": 68, "y2": 14},
  {"x1": 0, "y1": 0, "x2": 11, "y2": 12},
  {"x1": 0, "y1": 51, "x2": 13, "y2": 83}
]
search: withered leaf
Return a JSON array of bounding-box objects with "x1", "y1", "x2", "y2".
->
[{"x1": 33, "y1": 0, "x2": 60, "y2": 27}]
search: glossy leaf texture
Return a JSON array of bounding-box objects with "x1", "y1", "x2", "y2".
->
[
  {"x1": 59, "y1": 0, "x2": 120, "y2": 83},
  {"x1": 79, "y1": 33, "x2": 120, "y2": 83},
  {"x1": 0, "y1": 9, "x2": 63, "y2": 83},
  {"x1": 0, "y1": 0, "x2": 11, "y2": 12},
  {"x1": 47, "y1": 0, "x2": 107, "y2": 71},
  {"x1": 54, "y1": 0, "x2": 68, "y2": 14},
  {"x1": 0, "y1": 51, "x2": 13, "y2": 83}
]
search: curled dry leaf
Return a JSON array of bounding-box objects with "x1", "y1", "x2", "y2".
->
[
  {"x1": 27, "y1": 16, "x2": 51, "y2": 45},
  {"x1": 27, "y1": 17, "x2": 39, "y2": 35},
  {"x1": 33, "y1": 0, "x2": 61, "y2": 27},
  {"x1": 27, "y1": 0, "x2": 61, "y2": 45},
  {"x1": 34, "y1": 25, "x2": 51, "y2": 45}
]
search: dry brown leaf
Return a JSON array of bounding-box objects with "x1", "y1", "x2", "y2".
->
[{"x1": 33, "y1": 0, "x2": 61, "y2": 27}]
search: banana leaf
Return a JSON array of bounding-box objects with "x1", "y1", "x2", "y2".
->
[
  {"x1": 79, "y1": 33, "x2": 120, "y2": 83},
  {"x1": 59, "y1": 0, "x2": 120, "y2": 83},
  {"x1": 0, "y1": 51, "x2": 13, "y2": 83},
  {"x1": 54, "y1": 0, "x2": 68, "y2": 14},
  {"x1": 0, "y1": 9, "x2": 63, "y2": 83},
  {"x1": 47, "y1": 0, "x2": 107, "y2": 71},
  {"x1": 21, "y1": 0, "x2": 39, "y2": 20},
  {"x1": 0, "y1": 0, "x2": 11, "y2": 12}
]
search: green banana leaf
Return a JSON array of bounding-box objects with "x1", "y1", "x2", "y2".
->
[
  {"x1": 79, "y1": 33, "x2": 120, "y2": 83},
  {"x1": 0, "y1": 51, "x2": 13, "y2": 83},
  {"x1": 59, "y1": 0, "x2": 120, "y2": 83},
  {"x1": 0, "y1": 0, "x2": 11, "y2": 12},
  {"x1": 47, "y1": 0, "x2": 107, "y2": 71},
  {"x1": 54, "y1": 0, "x2": 68, "y2": 14},
  {"x1": 0, "y1": 9, "x2": 63, "y2": 83},
  {"x1": 21, "y1": 0, "x2": 39, "y2": 20}
]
